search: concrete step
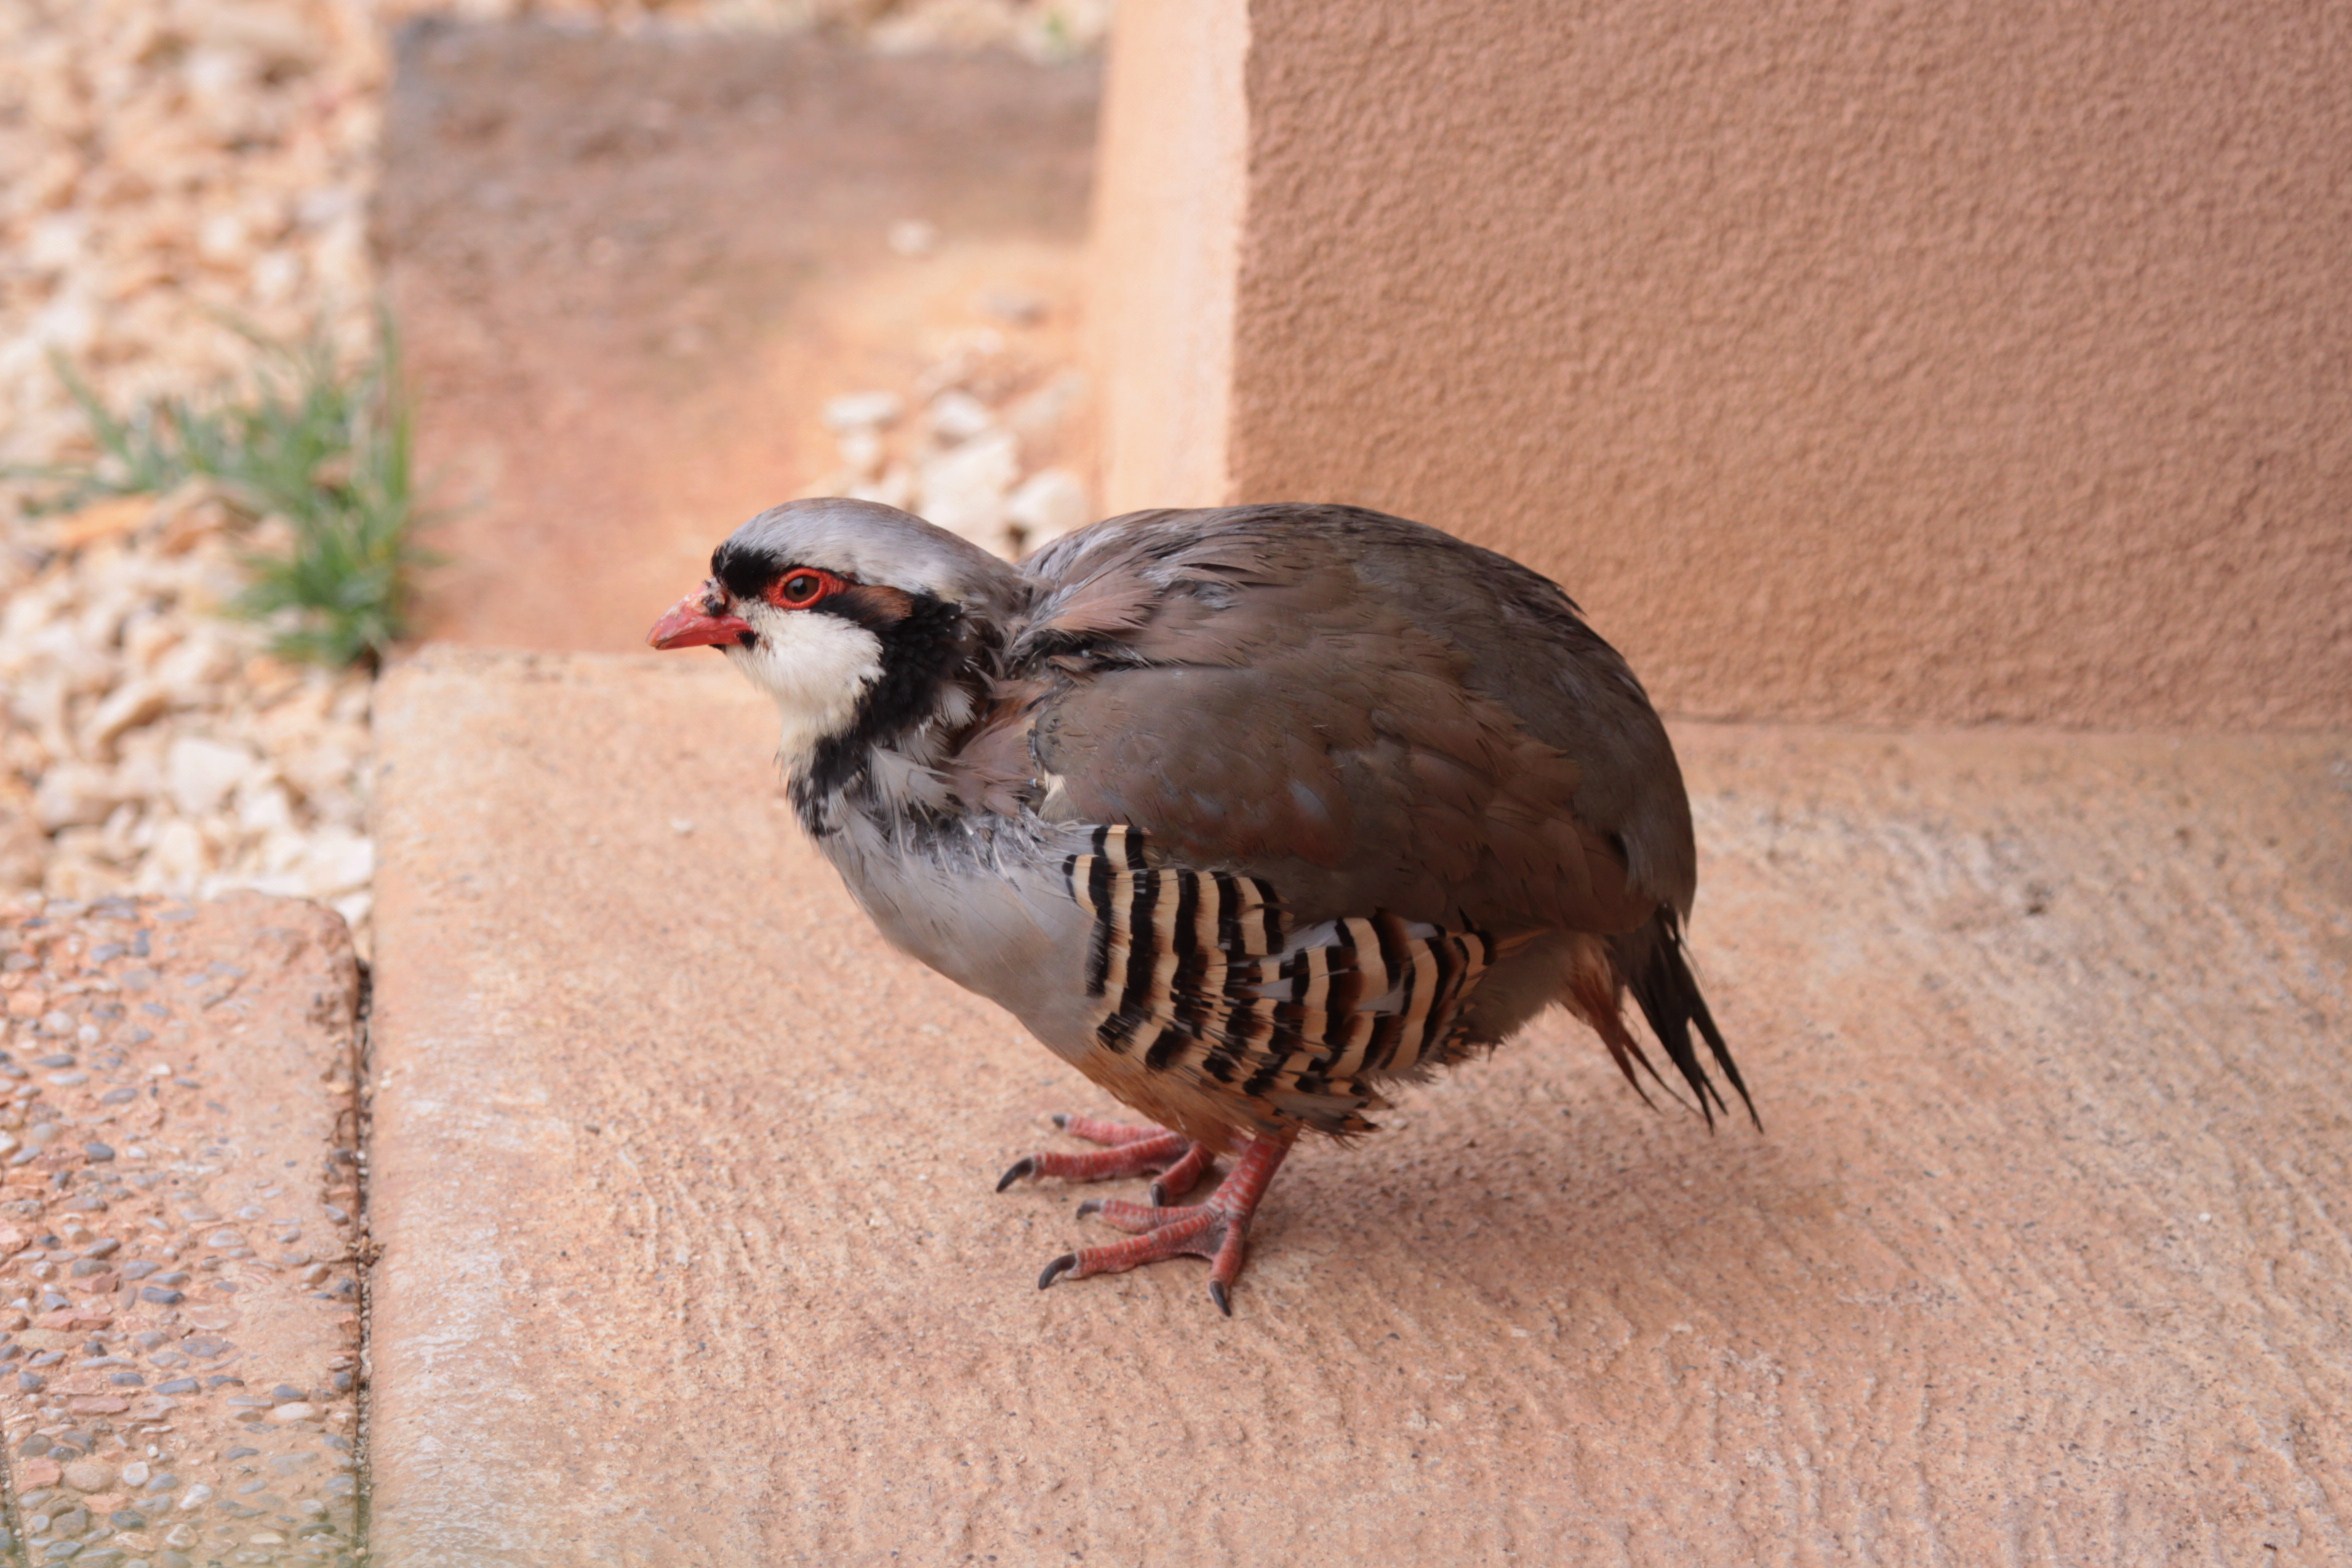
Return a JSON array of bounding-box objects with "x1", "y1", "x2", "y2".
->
[{"x1": 365, "y1": 646, "x2": 2352, "y2": 1564}]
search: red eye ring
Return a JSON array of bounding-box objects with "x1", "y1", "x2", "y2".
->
[{"x1": 765, "y1": 567, "x2": 847, "y2": 610}]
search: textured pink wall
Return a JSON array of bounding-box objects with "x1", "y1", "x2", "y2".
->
[{"x1": 1099, "y1": 1, "x2": 2352, "y2": 726}]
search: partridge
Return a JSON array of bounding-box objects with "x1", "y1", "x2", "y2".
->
[{"x1": 650, "y1": 499, "x2": 1753, "y2": 1312}]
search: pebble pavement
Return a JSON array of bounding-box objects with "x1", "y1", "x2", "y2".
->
[{"x1": 0, "y1": 894, "x2": 363, "y2": 1567}]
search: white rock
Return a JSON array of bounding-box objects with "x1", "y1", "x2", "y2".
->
[
  {"x1": 26, "y1": 622, "x2": 114, "y2": 697},
  {"x1": 166, "y1": 735, "x2": 257, "y2": 816},
  {"x1": 1004, "y1": 368, "x2": 1089, "y2": 445},
  {"x1": 821, "y1": 391, "x2": 903, "y2": 432},
  {"x1": 112, "y1": 739, "x2": 166, "y2": 804},
  {"x1": 926, "y1": 389, "x2": 995, "y2": 445},
  {"x1": 1007, "y1": 469, "x2": 1092, "y2": 550},
  {"x1": 302, "y1": 828, "x2": 373, "y2": 895},
  {"x1": 33, "y1": 763, "x2": 122, "y2": 832},
  {"x1": 24, "y1": 214, "x2": 88, "y2": 275},
  {"x1": 887, "y1": 218, "x2": 938, "y2": 257},
  {"x1": 235, "y1": 780, "x2": 295, "y2": 833},
  {"x1": 153, "y1": 627, "x2": 240, "y2": 698},
  {"x1": 916, "y1": 431, "x2": 1021, "y2": 555},
  {"x1": 143, "y1": 818, "x2": 213, "y2": 886},
  {"x1": 185, "y1": 45, "x2": 253, "y2": 103},
  {"x1": 260, "y1": 826, "x2": 310, "y2": 875},
  {"x1": 121, "y1": 611, "x2": 184, "y2": 671},
  {"x1": 834, "y1": 427, "x2": 884, "y2": 478},
  {"x1": 81, "y1": 679, "x2": 172, "y2": 759},
  {"x1": 198, "y1": 210, "x2": 250, "y2": 265}
]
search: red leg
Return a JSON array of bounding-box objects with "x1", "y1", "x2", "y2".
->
[
  {"x1": 995, "y1": 1114, "x2": 1206, "y2": 1193},
  {"x1": 1038, "y1": 1134, "x2": 1290, "y2": 1315}
]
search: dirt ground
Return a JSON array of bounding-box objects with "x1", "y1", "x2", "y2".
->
[{"x1": 378, "y1": 21, "x2": 1100, "y2": 650}]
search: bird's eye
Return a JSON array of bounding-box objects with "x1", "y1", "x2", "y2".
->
[{"x1": 766, "y1": 568, "x2": 841, "y2": 609}]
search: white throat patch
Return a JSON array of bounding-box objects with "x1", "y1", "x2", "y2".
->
[{"x1": 721, "y1": 606, "x2": 885, "y2": 773}]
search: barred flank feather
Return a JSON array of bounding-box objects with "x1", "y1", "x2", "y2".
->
[{"x1": 1061, "y1": 826, "x2": 1499, "y2": 1136}]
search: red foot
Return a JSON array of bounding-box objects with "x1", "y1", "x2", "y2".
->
[
  {"x1": 995, "y1": 1114, "x2": 1211, "y2": 1202},
  {"x1": 1037, "y1": 1135, "x2": 1291, "y2": 1314}
]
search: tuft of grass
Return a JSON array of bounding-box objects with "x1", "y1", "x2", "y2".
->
[{"x1": 22, "y1": 322, "x2": 432, "y2": 670}]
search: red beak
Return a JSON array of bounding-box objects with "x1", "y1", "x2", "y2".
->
[{"x1": 647, "y1": 585, "x2": 753, "y2": 650}]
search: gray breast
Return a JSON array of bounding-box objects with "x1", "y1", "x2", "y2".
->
[{"x1": 815, "y1": 810, "x2": 1106, "y2": 1061}]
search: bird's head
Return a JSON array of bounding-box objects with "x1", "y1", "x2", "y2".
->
[{"x1": 649, "y1": 498, "x2": 1022, "y2": 792}]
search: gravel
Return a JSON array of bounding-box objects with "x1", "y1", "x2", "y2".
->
[{"x1": 815, "y1": 341, "x2": 1095, "y2": 562}]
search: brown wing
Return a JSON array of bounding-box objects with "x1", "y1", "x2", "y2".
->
[{"x1": 986, "y1": 504, "x2": 1690, "y2": 936}]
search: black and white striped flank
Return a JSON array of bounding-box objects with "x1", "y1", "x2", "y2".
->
[{"x1": 1062, "y1": 825, "x2": 1499, "y2": 1134}]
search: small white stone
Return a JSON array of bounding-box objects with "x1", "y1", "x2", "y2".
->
[
  {"x1": 120, "y1": 1460, "x2": 150, "y2": 1487},
  {"x1": 887, "y1": 218, "x2": 938, "y2": 256},
  {"x1": 198, "y1": 210, "x2": 250, "y2": 264},
  {"x1": 821, "y1": 391, "x2": 903, "y2": 432},
  {"x1": 834, "y1": 427, "x2": 884, "y2": 478},
  {"x1": 166, "y1": 735, "x2": 257, "y2": 816},
  {"x1": 1003, "y1": 368, "x2": 1089, "y2": 446},
  {"x1": 82, "y1": 679, "x2": 172, "y2": 758},
  {"x1": 301, "y1": 828, "x2": 374, "y2": 895},
  {"x1": 916, "y1": 431, "x2": 1021, "y2": 555},
  {"x1": 185, "y1": 45, "x2": 252, "y2": 103},
  {"x1": 259, "y1": 825, "x2": 310, "y2": 875},
  {"x1": 926, "y1": 389, "x2": 995, "y2": 445},
  {"x1": 268, "y1": 1400, "x2": 314, "y2": 1423},
  {"x1": 1006, "y1": 468, "x2": 1091, "y2": 550},
  {"x1": 143, "y1": 818, "x2": 213, "y2": 885},
  {"x1": 235, "y1": 780, "x2": 295, "y2": 833},
  {"x1": 179, "y1": 1482, "x2": 214, "y2": 1509},
  {"x1": 153, "y1": 629, "x2": 240, "y2": 700},
  {"x1": 32, "y1": 763, "x2": 121, "y2": 832}
]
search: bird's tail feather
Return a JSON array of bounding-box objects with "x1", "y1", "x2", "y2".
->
[{"x1": 1607, "y1": 910, "x2": 1759, "y2": 1131}]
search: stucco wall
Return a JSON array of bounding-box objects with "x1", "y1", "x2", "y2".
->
[
  {"x1": 1090, "y1": 0, "x2": 1249, "y2": 514},
  {"x1": 1097, "y1": 1, "x2": 2352, "y2": 727}
]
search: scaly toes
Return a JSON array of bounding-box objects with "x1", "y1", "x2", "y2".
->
[
  {"x1": 995, "y1": 1122, "x2": 1195, "y2": 1193},
  {"x1": 1052, "y1": 1113, "x2": 1171, "y2": 1148},
  {"x1": 1073, "y1": 1196, "x2": 1188, "y2": 1232},
  {"x1": 1032, "y1": 1133, "x2": 1288, "y2": 1315},
  {"x1": 1145, "y1": 1140, "x2": 1215, "y2": 1206},
  {"x1": 1038, "y1": 1208, "x2": 1224, "y2": 1294}
]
